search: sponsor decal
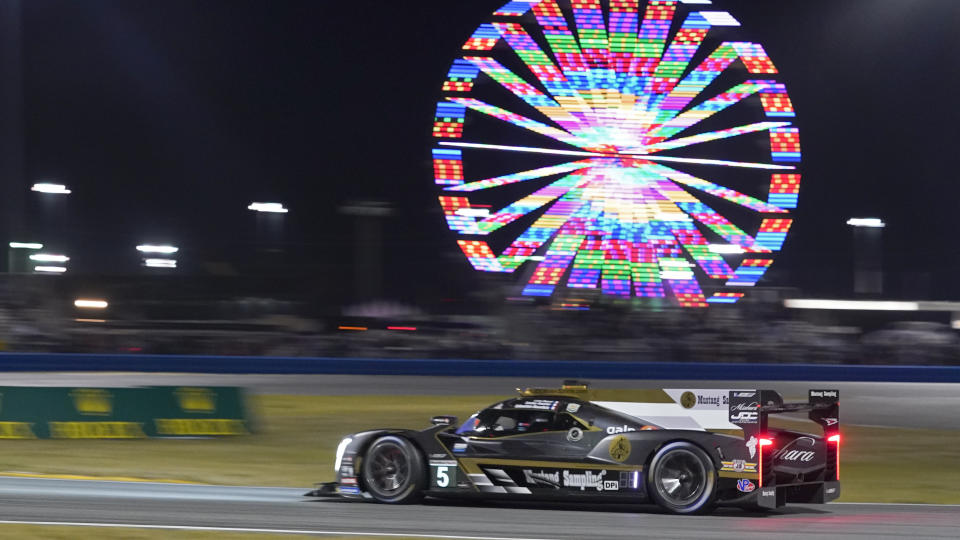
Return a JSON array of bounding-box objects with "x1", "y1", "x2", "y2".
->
[
  {"x1": 825, "y1": 418, "x2": 839, "y2": 426},
  {"x1": 340, "y1": 465, "x2": 355, "y2": 477},
  {"x1": 522, "y1": 469, "x2": 619, "y2": 492},
  {"x1": 453, "y1": 443, "x2": 468, "y2": 453},
  {"x1": 774, "y1": 436, "x2": 817, "y2": 463},
  {"x1": 736, "y1": 479, "x2": 756, "y2": 493},
  {"x1": 826, "y1": 487, "x2": 837, "y2": 494},
  {"x1": 339, "y1": 485, "x2": 361, "y2": 495},
  {"x1": 761, "y1": 488, "x2": 775, "y2": 497},
  {"x1": 175, "y1": 387, "x2": 217, "y2": 413},
  {"x1": 48, "y1": 421, "x2": 146, "y2": 439},
  {"x1": 776, "y1": 450, "x2": 816, "y2": 463},
  {"x1": 514, "y1": 400, "x2": 559, "y2": 411},
  {"x1": 567, "y1": 427, "x2": 583, "y2": 442},
  {"x1": 733, "y1": 391, "x2": 757, "y2": 398},
  {"x1": 429, "y1": 453, "x2": 447, "y2": 460},
  {"x1": 341, "y1": 456, "x2": 353, "y2": 465},
  {"x1": 70, "y1": 389, "x2": 113, "y2": 416},
  {"x1": 564, "y1": 470, "x2": 609, "y2": 491},
  {"x1": 154, "y1": 419, "x2": 247, "y2": 435},
  {"x1": 609, "y1": 435, "x2": 631, "y2": 462},
  {"x1": 810, "y1": 390, "x2": 838, "y2": 399},
  {"x1": 680, "y1": 391, "x2": 697, "y2": 409},
  {"x1": 340, "y1": 477, "x2": 357, "y2": 485},
  {"x1": 730, "y1": 411, "x2": 759, "y2": 424},
  {"x1": 566, "y1": 403, "x2": 581, "y2": 413},
  {"x1": 0, "y1": 422, "x2": 36, "y2": 439},
  {"x1": 523, "y1": 469, "x2": 561, "y2": 487},
  {"x1": 605, "y1": 425, "x2": 637, "y2": 435},
  {"x1": 745, "y1": 435, "x2": 758, "y2": 459},
  {"x1": 729, "y1": 402, "x2": 760, "y2": 425},
  {"x1": 721, "y1": 460, "x2": 757, "y2": 473}
]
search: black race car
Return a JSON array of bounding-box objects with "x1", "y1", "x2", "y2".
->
[{"x1": 312, "y1": 382, "x2": 840, "y2": 514}]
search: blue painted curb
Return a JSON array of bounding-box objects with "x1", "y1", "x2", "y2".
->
[{"x1": 0, "y1": 353, "x2": 958, "y2": 382}]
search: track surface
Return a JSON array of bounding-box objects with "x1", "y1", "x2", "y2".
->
[
  {"x1": 0, "y1": 477, "x2": 957, "y2": 539},
  {"x1": 4, "y1": 372, "x2": 960, "y2": 429}
]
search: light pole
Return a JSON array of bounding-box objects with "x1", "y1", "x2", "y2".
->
[
  {"x1": 7, "y1": 241, "x2": 41, "y2": 274},
  {"x1": 1, "y1": 0, "x2": 25, "y2": 268},
  {"x1": 248, "y1": 202, "x2": 288, "y2": 255},
  {"x1": 847, "y1": 218, "x2": 885, "y2": 295},
  {"x1": 339, "y1": 201, "x2": 394, "y2": 302},
  {"x1": 137, "y1": 244, "x2": 179, "y2": 270}
]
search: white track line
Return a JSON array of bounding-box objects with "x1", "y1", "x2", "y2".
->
[
  {"x1": 832, "y1": 502, "x2": 960, "y2": 507},
  {"x1": 0, "y1": 521, "x2": 557, "y2": 540}
]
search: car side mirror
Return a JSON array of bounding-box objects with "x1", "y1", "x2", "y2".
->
[{"x1": 431, "y1": 415, "x2": 458, "y2": 427}]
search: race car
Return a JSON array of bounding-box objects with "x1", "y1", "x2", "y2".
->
[{"x1": 311, "y1": 382, "x2": 840, "y2": 514}]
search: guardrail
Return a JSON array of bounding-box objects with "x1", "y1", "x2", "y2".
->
[{"x1": 1, "y1": 352, "x2": 959, "y2": 382}]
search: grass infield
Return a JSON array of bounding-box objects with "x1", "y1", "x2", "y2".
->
[{"x1": 0, "y1": 394, "x2": 957, "y2": 504}]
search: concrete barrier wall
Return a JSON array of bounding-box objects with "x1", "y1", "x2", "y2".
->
[{"x1": 1, "y1": 353, "x2": 959, "y2": 382}]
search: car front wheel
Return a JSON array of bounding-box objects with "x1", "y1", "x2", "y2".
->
[
  {"x1": 647, "y1": 441, "x2": 717, "y2": 515},
  {"x1": 361, "y1": 435, "x2": 426, "y2": 504}
]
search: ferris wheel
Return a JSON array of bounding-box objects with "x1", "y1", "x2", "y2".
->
[{"x1": 431, "y1": 0, "x2": 800, "y2": 308}]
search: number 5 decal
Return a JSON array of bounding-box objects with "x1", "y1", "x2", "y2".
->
[
  {"x1": 436, "y1": 466, "x2": 450, "y2": 487},
  {"x1": 430, "y1": 462, "x2": 457, "y2": 489}
]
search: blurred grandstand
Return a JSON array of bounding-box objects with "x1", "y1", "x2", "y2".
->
[{"x1": 0, "y1": 275, "x2": 956, "y2": 365}]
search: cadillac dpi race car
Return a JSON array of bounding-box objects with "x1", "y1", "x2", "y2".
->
[{"x1": 312, "y1": 382, "x2": 840, "y2": 514}]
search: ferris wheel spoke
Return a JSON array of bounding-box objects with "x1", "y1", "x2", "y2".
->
[
  {"x1": 447, "y1": 98, "x2": 592, "y2": 150},
  {"x1": 463, "y1": 55, "x2": 590, "y2": 134},
  {"x1": 642, "y1": 162, "x2": 788, "y2": 214},
  {"x1": 639, "y1": 12, "x2": 718, "y2": 100},
  {"x1": 439, "y1": 141, "x2": 796, "y2": 171},
  {"x1": 641, "y1": 121, "x2": 793, "y2": 153},
  {"x1": 487, "y1": 23, "x2": 597, "y2": 126},
  {"x1": 473, "y1": 172, "x2": 591, "y2": 235},
  {"x1": 644, "y1": 81, "x2": 776, "y2": 142},
  {"x1": 671, "y1": 198, "x2": 770, "y2": 255},
  {"x1": 528, "y1": 1, "x2": 606, "y2": 120},
  {"x1": 445, "y1": 160, "x2": 597, "y2": 193},
  {"x1": 638, "y1": 43, "x2": 743, "y2": 131}
]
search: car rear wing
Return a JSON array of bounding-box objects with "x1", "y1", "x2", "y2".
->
[
  {"x1": 728, "y1": 389, "x2": 840, "y2": 506},
  {"x1": 727, "y1": 388, "x2": 839, "y2": 438}
]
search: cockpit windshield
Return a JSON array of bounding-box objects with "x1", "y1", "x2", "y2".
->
[{"x1": 455, "y1": 408, "x2": 582, "y2": 437}]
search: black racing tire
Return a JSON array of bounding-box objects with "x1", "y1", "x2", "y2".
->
[
  {"x1": 647, "y1": 441, "x2": 718, "y2": 515},
  {"x1": 361, "y1": 435, "x2": 426, "y2": 504}
]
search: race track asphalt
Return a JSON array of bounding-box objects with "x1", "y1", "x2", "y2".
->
[
  {"x1": 0, "y1": 477, "x2": 957, "y2": 540},
  {"x1": 3, "y1": 372, "x2": 960, "y2": 429}
]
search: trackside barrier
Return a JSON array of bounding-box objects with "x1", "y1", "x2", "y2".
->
[
  {"x1": 1, "y1": 353, "x2": 959, "y2": 382},
  {"x1": 0, "y1": 386, "x2": 251, "y2": 439}
]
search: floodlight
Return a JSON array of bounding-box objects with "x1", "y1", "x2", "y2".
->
[
  {"x1": 29, "y1": 254, "x2": 69, "y2": 263},
  {"x1": 31, "y1": 183, "x2": 71, "y2": 194}
]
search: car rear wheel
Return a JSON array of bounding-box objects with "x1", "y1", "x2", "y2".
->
[
  {"x1": 647, "y1": 441, "x2": 717, "y2": 515},
  {"x1": 361, "y1": 435, "x2": 426, "y2": 504}
]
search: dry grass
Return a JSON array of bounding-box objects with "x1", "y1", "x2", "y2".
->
[{"x1": 1, "y1": 395, "x2": 957, "y2": 503}]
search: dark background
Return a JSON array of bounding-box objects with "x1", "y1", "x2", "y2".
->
[{"x1": 6, "y1": 0, "x2": 960, "y2": 305}]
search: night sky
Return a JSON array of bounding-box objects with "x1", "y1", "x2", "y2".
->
[{"x1": 10, "y1": 0, "x2": 960, "y2": 303}]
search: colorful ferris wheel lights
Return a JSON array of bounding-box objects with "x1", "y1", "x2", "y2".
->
[{"x1": 432, "y1": 0, "x2": 801, "y2": 307}]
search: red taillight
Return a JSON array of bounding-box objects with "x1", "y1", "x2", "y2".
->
[
  {"x1": 828, "y1": 433, "x2": 840, "y2": 479},
  {"x1": 758, "y1": 437, "x2": 774, "y2": 487}
]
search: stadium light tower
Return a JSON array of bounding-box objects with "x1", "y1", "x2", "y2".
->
[{"x1": 847, "y1": 217, "x2": 885, "y2": 295}]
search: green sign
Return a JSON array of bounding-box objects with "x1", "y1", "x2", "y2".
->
[{"x1": 0, "y1": 386, "x2": 250, "y2": 439}]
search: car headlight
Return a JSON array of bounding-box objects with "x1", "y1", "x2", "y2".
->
[{"x1": 334, "y1": 437, "x2": 352, "y2": 473}]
